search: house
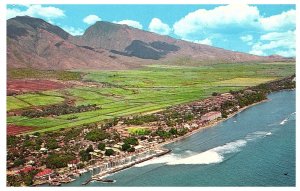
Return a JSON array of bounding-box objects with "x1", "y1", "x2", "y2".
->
[
  {"x1": 34, "y1": 169, "x2": 53, "y2": 179},
  {"x1": 67, "y1": 159, "x2": 79, "y2": 168},
  {"x1": 183, "y1": 124, "x2": 191, "y2": 129},
  {"x1": 40, "y1": 148, "x2": 48, "y2": 152},
  {"x1": 201, "y1": 111, "x2": 222, "y2": 121},
  {"x1": 18, "y1": 166, "x2": 35, "y2": 174}
]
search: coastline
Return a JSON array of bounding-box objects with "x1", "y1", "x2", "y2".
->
[
  {"x1": 157, "y1": 99, "x2": 269, "y2": 149},
  {"x1": 65, "y1": 98, "x2": 270, "y2": 185}
]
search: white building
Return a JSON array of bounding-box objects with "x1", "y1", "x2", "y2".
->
[{"x1": 201, "y1": 111, "x2": 222, "y2": 121}]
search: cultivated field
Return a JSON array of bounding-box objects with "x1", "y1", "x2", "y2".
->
[{"x1": 7, "y1": 63, "x2": 295, "y2": 134}]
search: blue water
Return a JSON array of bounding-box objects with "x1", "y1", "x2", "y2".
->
[{"x1": 61, "y1": 90, "x2": 296, "y2": 187}]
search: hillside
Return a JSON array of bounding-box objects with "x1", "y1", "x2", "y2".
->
[{"x1": 7, "y1": 16, "x2": 293, "y2": 70}]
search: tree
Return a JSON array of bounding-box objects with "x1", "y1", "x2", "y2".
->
[
  {"x1": 23, "y1": 173, "x2": 34, "y2": 186},
  {"x1": 105, "y1": 149, "x2": 115, "y2": 156},
  {"x1": 155, "y1": 129, "x2": 171, "y2": 139},
  {"x1": 85, "y1": 129, "x2": 109, "y2": 142},
  {"x1": 86, "y1": 145, "x2": 94, "y2": 153},
  {"x1": 121, "y1": 143, "x2": 131, "y2": 151},
  {"x1": 124, "y1": 137, "x2": 138, "y2": 145},
  {"x1": 222, "y1": 113, "x2": 228, "y2": 118},
  {"x1": 33, "y1": 132, "x2": 40, "y2": 136},
  {"x1": 127, "y1": 147, "x2": 135, "y2": 152},
  {"x1": 98, "y1": 143, "x2": 105, "y2": 151},
  {"x1": 13, "y1": 158, "x2": 25, "y2": 167},
  {"x1": 178, "y1": 128, "x2": 188, "y2": 136},
  {"x1": 169, "y1": 128, "x2": 178, "y2": 135},
  {"x1": 45, "y1": 153, "x2": 75, "y2": 169},
  {"x1": 45, "y1": 139, "x2": 59, "y2": 150},
  {"x1": 79, "y1": 150, "x2": 91, "y2": 162},
  {"x1": 7, "y1": 136, "x2": 17, "y2": 146}
]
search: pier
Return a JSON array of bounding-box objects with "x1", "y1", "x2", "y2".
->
[{"x1": 82, "y1": 148, "x2": 171, "y2": 185}]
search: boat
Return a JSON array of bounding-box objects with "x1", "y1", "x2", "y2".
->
[
  {"x1": 81, "y1": 179, "x2": 92, "y2": 185},
  {"x1": 100, "y1": 179, "x2": 115, "y2": 183}
]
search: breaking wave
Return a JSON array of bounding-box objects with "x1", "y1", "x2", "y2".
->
[
  {"x1": 167, "y1": 139, "x2": 246, "y2": 165},
  {"x1": 280, "y1": 112, "x2": 296, "y2": 125},
  {"x1": 136, "y1": 128, "x2": 275, "y2": 167},
  {"x1": 245, "y1": 131, "x2": 272, "y2": 141}
]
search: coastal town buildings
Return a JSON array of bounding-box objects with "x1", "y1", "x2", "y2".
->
[{"x1": 201, "y1": 111, "x2": 222, "y2": 121}]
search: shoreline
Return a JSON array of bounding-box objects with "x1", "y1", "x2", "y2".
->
[
  {"x1": 64, "y1": 98, "x2": 270, "y2": 186},
  {"x1": 157, "y1": 99, "x2": 269, "y2": 149}
]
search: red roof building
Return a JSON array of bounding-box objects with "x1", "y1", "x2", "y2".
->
[
  {"x1": 34, "y1": 169, "x2": 53, "y2": 178},
  {"x1": 17, "y1": 166, "x2": 35, "y2": 174}
]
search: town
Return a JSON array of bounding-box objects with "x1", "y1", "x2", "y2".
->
[{"x1": 6, "y1": 75, "x2": 295, "y2": 186}]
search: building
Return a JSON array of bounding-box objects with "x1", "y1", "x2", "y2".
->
[
  {"x1": 201, "y1": 111, "x2": 222, "y2": 121},
  {"x1": 17, "y1": 166, "x2": 35, "y2": 174},
  {"x1": 34, "y1": 169, "x2": 53, "y2": 179}
]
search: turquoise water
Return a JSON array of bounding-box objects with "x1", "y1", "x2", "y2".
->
[{"x1": 60, "y1": 90, "x2": 296, "y2": 187}]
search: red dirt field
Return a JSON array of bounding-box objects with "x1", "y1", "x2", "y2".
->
[
  {"x1": 7, "y1": 125, "x2": 34, "y2": 135},
  {"x1": 7, "y1": 80, "x2": 66, "y2": 95}
]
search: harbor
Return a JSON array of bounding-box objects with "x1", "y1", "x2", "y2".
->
[{"x1": 81, "y1": 148, "x2": 171, "y2": 185}]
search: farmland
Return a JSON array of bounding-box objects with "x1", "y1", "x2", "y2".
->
[{"x1": 7, "y1": 62, "x2": 295, "y2": 134}]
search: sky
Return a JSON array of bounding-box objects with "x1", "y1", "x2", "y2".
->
[{"x1": 6, "y1": 4, "x2": 296, "y2": 57}]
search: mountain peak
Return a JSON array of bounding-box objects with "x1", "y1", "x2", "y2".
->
[
  {"x1": 7, "y1": 16, "x2": 293, "y2": 71},
  {"x1": 8, "y1": 16, "x2": 69, "y2": 40}
]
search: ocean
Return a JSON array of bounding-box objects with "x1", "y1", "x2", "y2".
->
[{"x1": 58, "y1": 90, "x2": 296, "y2": 187}]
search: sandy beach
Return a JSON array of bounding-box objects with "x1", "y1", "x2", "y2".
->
[{"x1": 157, "y1": 99, "x2": 269, "y2": 149}]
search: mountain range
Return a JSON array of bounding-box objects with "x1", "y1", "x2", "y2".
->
[{"x1": 7, "y1": 16, "x2": 293, "y2": 70}]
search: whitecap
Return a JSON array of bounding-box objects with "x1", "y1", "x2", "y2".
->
[
  {"x1": 167, "y1": 150, "x2": 223, "y2": 165},
  {"x1": 280, "y1": 119, "x2": 288, "y2": 125},
  {"x1": 280, "y1": 112, "x2": 296, "y2": 125},
  {"x1": 134, "y1": 153, "x2": 179, "y2": 167},
  {"x1": 167, "y1": 139, "x2": 247, "y2": 165},
  {"x1": 245, "y1": 131, "x2": 268, "y2": 141}
]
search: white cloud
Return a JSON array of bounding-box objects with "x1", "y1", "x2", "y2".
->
[
  {"x1": 240, "y1": 35, "x2": 253, "y2": 42},
  {"x1": 249, "y1": 30, "x2": 295, "y2": 57},
  {"x1": 249, "y1": 50, "x2": 264, "y2": 56},
  {"x1": 173, "y1": 4, "x2": 260, "y2": 39},
  {"x1": 274, "y1": 50, "x2": 295, "y2": 57},
  {"x1": 193, "y1": 38, "x2": 213, "y2": 46},
  {"x1": 114, "y1": 20, "x2": 143, "y2": 29},
  {"x1": 7, "y1": 5, "x2": 65, "y2": 19},
  {"x1": 259, "y1": 10, "x2": 295, "y2": 31},
  {"x1": 148, "y1": 18, "x2": 171, "y2": 35},
  {"x1": 83, "y1": 15, "x2": 101, "y2": 25},
  {"x1": 260, "y1": 30, "x2": 295, "y2": 41},
  {"x1": 61, "y1": 26, "x2": 84, "y2": 36}
]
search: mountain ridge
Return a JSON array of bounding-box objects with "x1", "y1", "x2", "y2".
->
[{"x1": 7, "y1": 16, "x2": 293, "y2": 70}]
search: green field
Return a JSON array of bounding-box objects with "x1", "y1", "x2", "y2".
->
[
  {"x1": 7, "y1": 93, "x2": 65, "y2": 111},
  {"x1": 7, "y1": 63, "x2": 295, "y2": 133}
]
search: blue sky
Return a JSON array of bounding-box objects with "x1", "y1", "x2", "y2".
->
[{"x1": 7, "y1": 4, "x2": 296, "y2": 57}]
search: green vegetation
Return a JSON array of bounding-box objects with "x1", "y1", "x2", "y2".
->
[
  {"x1": 7, "y1": 96, "x2": 30, "y2": 110},
  {"x1": 7, "y1": 63, "x2": 295, "y2": 133},
  {"x1": 85, "y1": 129, "x2": 109, "y2": 142},
  {"x1": 8, "y1": 68, "x2": 82, "y2": 81},
  {"x1": 105, "y1": 149, "x2": 115, "y2": 156},
  {"x1": 123, "y1": 137, "x2": 139, "y2": 145},
  {"x1": 155, "y1": 128, "x2": 172, "y2": 139},
  {"x1": 45, "y1": 153, "x2": 75, "y2": 169},
  {"x1": 128, "y1": 127, "x2": 151, "y2": 136},
  {"x1": 98, "y1": 142, "x2": 106, "y2": 150},
  {"x1": 21, "y1": 103, "x2": 99, "y2": 118},
  {"x1": 45, "y1": 138, "x2": 59, "y2": 150},
  {"x1": 7, "y1": 94, "x2": 65, "y2": 111}
]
